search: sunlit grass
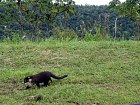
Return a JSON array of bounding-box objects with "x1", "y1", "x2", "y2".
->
[{"x1": 0, "y1": 40, "x2": 140, "y2": 105}]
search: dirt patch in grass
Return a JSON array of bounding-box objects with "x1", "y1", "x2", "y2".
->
[{"x1": 0, "y1": 78, "x2": 23, "y2": 95}]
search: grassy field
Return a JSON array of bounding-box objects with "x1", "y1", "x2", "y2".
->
[{"x1": 0, "y1": 40, "x2": 140, "y2": 105}]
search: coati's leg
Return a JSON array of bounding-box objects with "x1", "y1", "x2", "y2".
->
[
  {"x1": 50, "y1": 78, "x2": 52, "y2": 82},
  {"x1": 44, "y1": 81, "x2": 49, "y2": 87},
  {"x1": 49, "y1": 78, "x2": 52, "y2": 82},
  {"x1": 48, "y1": 78, "x2": 52, "y2": 86},
  {"x1": 36, "y1": 82, "x2": 40, "y2": 88},
  {"x1": 44, "y1": 77, "x2": 52, "y2": 87}
]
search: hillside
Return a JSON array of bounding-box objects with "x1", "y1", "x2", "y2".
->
[{"x1": 0, "y1": 40, "x2": 140, "y2": 105}]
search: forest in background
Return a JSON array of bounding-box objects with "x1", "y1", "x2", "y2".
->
[
  {"x1": 58, "y1": 5, "x2": 139, "y2": 40},
  {"x1": 0, "y1": 0, "x2": 140, "y2": 41}
]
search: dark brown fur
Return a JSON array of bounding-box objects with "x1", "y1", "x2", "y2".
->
[{"x1": 24, "y1": 71, "x2": 68, "y2": 88}]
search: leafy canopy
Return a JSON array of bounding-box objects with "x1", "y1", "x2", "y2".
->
[
  {"x1": 0, "y1": 0, "x2": 75, "y2": 26},
  {"x1": 109, "y1": 0, "x2": 140, "y2": 22}
]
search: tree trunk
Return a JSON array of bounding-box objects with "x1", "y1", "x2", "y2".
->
[
  {"x1": 18, "y1": 0, "x2": 24, "y2": 38},
  {"x1": 114, "y1": 17, "x2": 118, "y2": 40}
]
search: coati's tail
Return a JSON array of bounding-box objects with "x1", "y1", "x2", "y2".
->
[{"x1": 50, "y1": 73, "x2": 68, "y2": 79}]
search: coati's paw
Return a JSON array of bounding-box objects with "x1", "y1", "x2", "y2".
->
[{"x1": 24, "y1": 85, "x2": 31, "y2": 90}]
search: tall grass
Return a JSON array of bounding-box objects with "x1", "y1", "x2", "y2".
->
[
  {"x1": 2, "y1": 32, "x2": 21, "y2": 43},
  {"x1": 52, "y1": 27, "x2": 78, "y2": 40},
  {"x1": 83, "y1": 24, "x2": 111, "y2": 41}
]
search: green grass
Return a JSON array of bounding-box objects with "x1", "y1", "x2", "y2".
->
[{"x1": 0, "y1": 40, "x2": 140, "y2": 105}]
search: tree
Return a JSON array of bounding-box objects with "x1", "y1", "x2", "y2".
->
[
  {"x1": 109, "y1": 0, "x2": 140, "y2": 40},
  {"x1": 0, "y1": 0, "x2": 75, "y2": 40},
  {"x1": 109, "y1": 0, "x2": 140, "y2": 22}
]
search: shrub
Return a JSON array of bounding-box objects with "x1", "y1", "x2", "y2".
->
[
  {"x1": 52, "y1": 27, "x2": 78, "y2": 40},
  {"x1": 3, "y1": 32, "x2": 21, "y2": 43}
]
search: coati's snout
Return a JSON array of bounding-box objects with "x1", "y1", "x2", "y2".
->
[{"x1": 24, "y1": 76, "x2": 32, "y2": 83}]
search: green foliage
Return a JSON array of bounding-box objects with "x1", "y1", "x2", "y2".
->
[
  {"x1": 2, "y1": 32, "x2": 21, "y2": 44},
  {"x1": 83, "y1": 31, "x2": 94, "y2": 41},
  {"x1": 0, "y1": 0, "x2": 75, "y2": 40},
  {"x1": 52, "y1": 27, "x2": 78, "y2": 40},
  {"x1": 93, "y1": 24, "x2": 102, "y2": 41},
  {"x1": 0, "y1": 1, "x2": 139, "y2": 41},
  {"x1": 83, "y1": 23, "x2": 111, "y2": 41},
  {"x1": 109, "y1": 0, "x2": 140, "y2": 21},
  {"x1": 11, "y1": 32, "x2": 21, "y2": 43}
]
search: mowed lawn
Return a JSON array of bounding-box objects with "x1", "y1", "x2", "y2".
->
[{"x1": 0, "y1": 40, "x2": 140, "y2": 105}]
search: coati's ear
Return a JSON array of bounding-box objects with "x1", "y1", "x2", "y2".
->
[
  {"x1": 27, "y1": 76, "x2": 33, "y2": 79},
  {"x1": 28, "y1": 76, "x2": 31, "y2": 79}
]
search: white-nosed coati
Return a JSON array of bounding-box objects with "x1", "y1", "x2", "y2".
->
[{"x1": 24, "y1": 71, "x2": 68, "y2": 88}]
